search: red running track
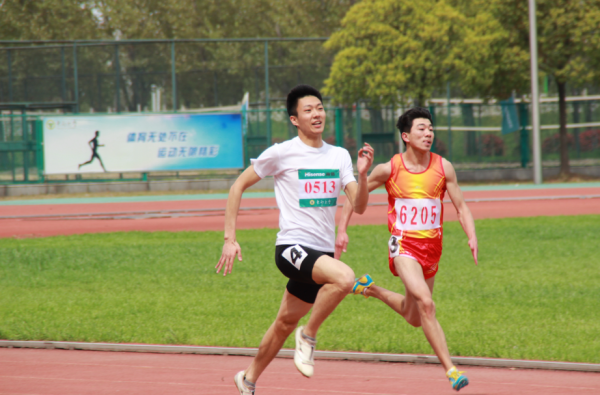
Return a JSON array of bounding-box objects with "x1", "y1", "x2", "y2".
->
[
  {"x1": 0, "y1": 187, "x2": 599, "y2": 238},
  {"x1": 1, "y1": 348, "x2": 599, "y2": 395}
]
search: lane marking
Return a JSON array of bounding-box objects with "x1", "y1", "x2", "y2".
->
[{"x1": 0, "y1": 375, "x2": 405, "y2": 394}]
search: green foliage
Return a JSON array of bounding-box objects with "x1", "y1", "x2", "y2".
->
[
  {"x1": 324, "y1": 0, "x2": 467, "y2": 106},
  {"x1": 1, "y1": 216, "x2": 600, "y2": 363},
  {"x1": 0, "y1": 1, "x2": 356, "y2": 108},
  {"x1": 324, "y1": 0, "x2": 600, "y2": 102},
  {"x1": 94, "y1": 0, "x2": 355, "y2": 40},
  {"x1": 0, "y1": 1, "x2": 100, "y2": 40},
  {"x1": 472, "y1": 0, "x2": 600, "y2": 174},
  {"x1": 449, "y1": 0, "x2": 530, "y2": 100},
  {"x1": 323, "y1": 0, "x2": 531, "y2": 105},
  {"x1": 489, "y1": 0, "x2": 600, "y2": 87}
]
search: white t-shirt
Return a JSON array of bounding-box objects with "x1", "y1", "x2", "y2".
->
[{"x1": 251, "y1": 136, "x2": 356, "y2": 252}]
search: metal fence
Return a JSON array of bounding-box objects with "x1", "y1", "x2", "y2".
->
[
  {"x1": 0, "y1": 114, "x2": 43, "y2": 183},
  {"x1": 1, "y1": 38, "x2": 599, "y2": 184},
  {"x1": 246, "y1": 99, "x2": 600, "y2": 169},
  {"x1": 1, "y1": 99, "x2": 599, "y2": 184},
  {"x1": 430, "y1": 98, "x2": 600, "y2": 169},
  {"x1": 0, "y1": 38, "x2": 330, "y2": 112}
]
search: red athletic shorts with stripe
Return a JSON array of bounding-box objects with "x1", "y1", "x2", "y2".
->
[{"x1": 388, "y1": 235, "x2": 442, "y2": 279}]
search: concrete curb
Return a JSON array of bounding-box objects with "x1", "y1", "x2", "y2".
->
[
  {"x1": 1, "y1": 340, "x2": 598, "y2": 373},
  {"x1": 0, "y1": 177, "x2": 275, "y2": 198}
]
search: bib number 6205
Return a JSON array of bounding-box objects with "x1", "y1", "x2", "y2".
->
[{"x1": 395, "y1": 198, "x2": 441, "y2": 231}]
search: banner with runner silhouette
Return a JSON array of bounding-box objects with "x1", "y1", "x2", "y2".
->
[{"x1": 42, "y1": 113, "x2": 243, "y2": 174}]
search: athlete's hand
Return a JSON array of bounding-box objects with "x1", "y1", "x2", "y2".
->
[
  {"x1": 468, "y1": 237, "x2": 478, "y2": 265},
  {"x1": 357, "y1": 143, "x2": 374, "y2": 176},
  {"x1": 335, "y1": 231, "x2": 349, "y2": 260},
  {"x1": 216, "y1": 240, "x2": 242, "y2": 276}
]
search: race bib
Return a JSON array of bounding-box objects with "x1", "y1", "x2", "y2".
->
[
  {"x1": 388, "y1": 235, "x2": 401, "y2": 258},
  {"x1": 298, "y1": 169, "x2": 340, "y2": 208},
  {"x1": 394, "y1": 198, "x2": 441, "y2": 231},
  {"x1": 281, "y1": 245, "x2": 308, "y2": 270}
]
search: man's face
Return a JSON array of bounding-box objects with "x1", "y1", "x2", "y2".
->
[
  {"x1": 290, "y1": 96, "x2": 326, "y2": 136},
  {"x1": 403, "y1": 118, "x2": 434, "y2": 151}
]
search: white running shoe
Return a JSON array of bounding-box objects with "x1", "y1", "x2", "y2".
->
[
  {"x1": 294, "y1": 326, "x2": 315, "y2": 377},
  {"x1": 234, "y1": 371, "x2": 255, "y2": 395}
]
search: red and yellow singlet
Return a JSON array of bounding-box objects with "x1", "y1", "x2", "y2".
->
[
  {"x1": 385, "y1": 152, "x2": 446, "y2": 279},
  {"x1": 385, "y1": 152, "x2": 446, "y2": 239}
]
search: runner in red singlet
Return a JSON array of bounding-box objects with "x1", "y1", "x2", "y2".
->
[{"x1": 336, "y1": 107, "x2": 478, "y2": 392}]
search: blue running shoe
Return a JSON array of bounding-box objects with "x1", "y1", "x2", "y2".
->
[
  {"x1": 352, "y1": 274, "x2": 374, "y2": 298},
  {"x1": 447, "y1": 366, "x2": 469, "y2": 391}
]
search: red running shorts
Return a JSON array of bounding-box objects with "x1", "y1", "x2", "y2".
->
[{"x1": 388, "y1": 235, "x2": 442, "y2": 280}]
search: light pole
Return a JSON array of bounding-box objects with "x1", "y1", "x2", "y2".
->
[{"x1": 529, "y1": 0, "x2": 543, "y2": 184}]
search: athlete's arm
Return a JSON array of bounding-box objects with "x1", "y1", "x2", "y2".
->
[
  {"x1": 215, "y1": 165, "x2": 262, "y2": 276},
  {"x1": 344, "y1": 143, "x2": 375, "y2": 215},
  {"x1": 443, "y1": 158, "x2": 478, "y2": 265},
  {"x1": 335, "y1": 160, "x2": 391, "y2": 259},
  {"x1": 334, "y1": 198, "x2": 354, "y2": 259}
]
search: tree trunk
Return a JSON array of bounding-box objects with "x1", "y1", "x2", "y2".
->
[{"x1": 557, "y1": 81, "x2": 570, "y2": 176}]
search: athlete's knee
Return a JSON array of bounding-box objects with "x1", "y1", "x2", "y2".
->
[
  {"x1": 274, "y1": 316, "x2": 300, "y2": 336},
  {"x1": 335, "y1": 265, "x2": 355, "y2": 293},
  {"x1": 416, "y1": 297, "x2": 436, "y2": 319}
]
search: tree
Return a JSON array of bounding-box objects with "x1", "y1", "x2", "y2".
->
[
  {"x1": 323, "y1": 0, "x2": 471, "y2": 107},
  {"x1": 87, "y1": 0, "x2": 358, "y2": 108},
  {"x1": 1, "y1": 1, "x2": 356, "y2": 107},
  {"x1": 0, "y1": 1, "x2": 103, "y2": 103},
  {"x1": 483, "y1": 0, "x2": 600, "y2": 176},
  {"x1": 0, "y1": 0, "x2": 100, "y2": 40}
]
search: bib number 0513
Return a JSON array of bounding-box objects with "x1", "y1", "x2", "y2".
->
[{"x1": 298, "y1": 169, "x2": 340, "y2": 208}]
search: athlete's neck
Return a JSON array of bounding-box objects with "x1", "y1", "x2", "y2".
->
[
  {"x1": 402, "y1": 147, "x2": 431, "y2": 172},
  {"x1": 297, "y1": 129, "x2": 323, "y2": 148}
]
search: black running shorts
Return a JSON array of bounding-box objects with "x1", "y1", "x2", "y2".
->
[{"x1": 275, "y1": 244, "x2": 333, "y2": 304}]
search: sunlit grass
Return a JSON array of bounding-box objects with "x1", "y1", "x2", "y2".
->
[{"x1": 1, "y1": 215, "x2": 599, "y2": 363}]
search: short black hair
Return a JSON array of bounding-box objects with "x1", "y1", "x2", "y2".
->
[
  {"x1": 286, "y1": 84, "x2": 323, "y2": 117},
  {"x1": 396, "y1": 107, "x2": 433, "y2": 147}
]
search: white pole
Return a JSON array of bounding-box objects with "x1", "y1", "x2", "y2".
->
[{"x1": 529, "y1": 0, "x2": 543, "y2": 184}]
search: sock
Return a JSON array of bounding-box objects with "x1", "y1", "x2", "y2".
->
[
  {"x1": 301, "y1": 330, "x2": 316, "y2": 344},
  {"x1": 243, "y1": 377, "x2": 255, "y2": 390},
  {"x1": 446, "y1": 366, "x2": 457, "y2": 377}
]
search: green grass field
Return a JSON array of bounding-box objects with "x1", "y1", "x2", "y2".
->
[{"x1": 1, "y1": 215, "x2": 599, "y2": 363}]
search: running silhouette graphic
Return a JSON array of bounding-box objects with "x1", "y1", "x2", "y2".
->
[{"x1": 78, "y1": 130, "x2": 107, "y2": 172}]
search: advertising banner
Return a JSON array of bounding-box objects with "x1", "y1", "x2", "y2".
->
[
  {"x1": 42, "y1": 113, "x2": 243, "y2": 174},
  {"x1": 500, "y1": 97, "x2": 520, "y2": 135}
]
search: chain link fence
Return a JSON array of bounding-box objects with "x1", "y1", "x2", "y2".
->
[{"x1": 1, "y1": 39, "x2": 599, "y2": 184}]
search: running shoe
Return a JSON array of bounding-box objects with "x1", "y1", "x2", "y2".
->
[
  {"x1": 294, "y1": 326, "x2": 315, "y2": 377},
  {"x1": 352, "y1": 274, "x2": 374, "y2": 298},
  {"x1": 234, "y1": 371, "x2": 255, "y2": 395},
  {"x1": 446, "y1": 366, "x2": 469, "y2": 391}
]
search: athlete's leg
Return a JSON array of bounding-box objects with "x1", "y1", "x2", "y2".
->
[
  {"x1": 244, "y1": 289, "x2": 312, "y2": 383},
  {"x1": 78, "y1": 155, "x2": 94, "y2": 169},
  {"x1": 303, "y1": 255, "x2": 355, "y2": 338},
  {"x1": 393, "y1": 256, "x2": 453, "y2": 371},
  {"x1": 96, "y1": 154, "x2": 107, "y2": 172},
  {"x1": 364, "y1": 279, "x2": 434, "y2": 327},
  {"x1": 363, "y1": 284, "x2": 409, "y2": 318}
]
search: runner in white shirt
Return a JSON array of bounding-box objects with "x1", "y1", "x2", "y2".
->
[{"x1": 216, "y1": 85, "x2": 374, "y2": 395}]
